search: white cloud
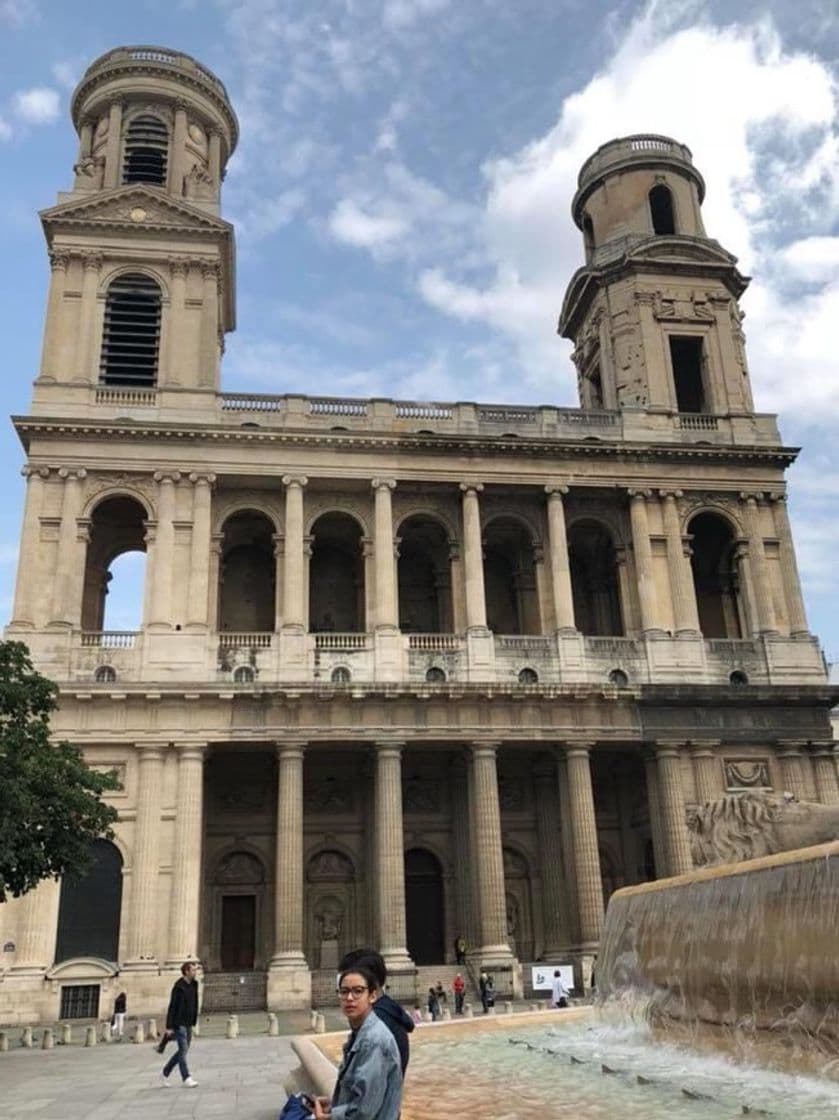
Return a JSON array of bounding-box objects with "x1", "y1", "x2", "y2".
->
[
  {"x1": 383, "y1": 0, "x2": 449, "y2": 31},
  {"x1": 51, "y1": 60, "x2": 81, "y2": 90},
  {"x1": 329, "y1": 199, "x2": 408, "y2": 248},
  {"x1": 0, "y1": 0, "x2": 38, "y2": 26},
  {"x1": 12, "y1": 86, "x2": 60, "y2": 125},
  {"x1": 0, "y1": 116, "x2": 12, "y2": 142}
]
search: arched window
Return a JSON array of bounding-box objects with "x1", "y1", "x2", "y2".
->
[
  {"x1": 568, "y1": 520, "x2": 624, "y2": 636},
  {"x1": 425, "y1": 666, "x2": 446, "y2": 683},
  {"x1": 608, "y1": 668, "x2": 629, "y2": 688},
  {"x1": 517, "y1": 667, "x2": 538, "y2": 685},
  {"x1": 218, "y1": 511, "x2": 276, "y2": 632},
  {"x1": 94, "y1": 665, "x2": 116, "y2": 683},
  {"x1": 649, "y1": 184, "x2": 676, "y2": 235},
  {"x1": 583, "y1": 213, "x2": 595, "y2": 257},
  {"x1": 122, "y1": 115, "x2": 169, "y2": 186},
  {"x1": 233, "y1": 665, "x2": 255, "y2": 684},
  {"x1": 309, "y1": 513, "x2": 365, "y2": 633},
  {"x1": 331, "y1": 666, "x2": 351, "y2": 684},
  {"x1": 81, "y1": 496, "x2": 148, "y2": 632},
  {"x1": 688, "y1": 513, "x2": 743, "y2": 639},
  {"x1": 99, "y1": 274, "x2": 161, "y2": 388},
  {"x1": 483, "y1": 518, "x2": 539, "y2": 635},
  {"x1": 56, "y1": 839, "x2": 123, "y2": 962},
  {"x1": 398, "y1": 516, "x2": 452, "y2": 633}
]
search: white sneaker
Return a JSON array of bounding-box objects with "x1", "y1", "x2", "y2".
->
[
  {"x1": 183, "y1": 1077, "x2": 199, "y2": 1088},
  {"x1": 159, "y1": 1076, "x2": 171, "y2": 1088}
]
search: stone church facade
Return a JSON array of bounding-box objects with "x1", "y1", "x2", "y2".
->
[{"x1": 1, "y1": 45, "x2": 835, "y2": 1022}]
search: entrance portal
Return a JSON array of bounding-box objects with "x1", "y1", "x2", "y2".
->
[
  {"x1": 405, "y1": 848, "x2": 444, "y2": 964},
  {"x1": 221, "y1": 895, "x2": 256, "y2": 970}
]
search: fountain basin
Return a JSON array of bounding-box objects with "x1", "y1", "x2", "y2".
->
[{"x1": 598, "y1": 839, "x2": 839, "y2": 1039}]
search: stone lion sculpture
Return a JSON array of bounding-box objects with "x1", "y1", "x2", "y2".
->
[{"x1": 687, "y1": 790, "x2": 839, "y2": 867}]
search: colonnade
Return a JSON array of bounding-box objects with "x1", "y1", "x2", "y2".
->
[{"x1": 10, "y1": 466, "x2": 810, "y2": 643}]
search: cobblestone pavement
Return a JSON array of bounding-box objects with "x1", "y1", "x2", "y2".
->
[{"x1": 0, "y1": 1016, "x2": 319, "y2": 1120}]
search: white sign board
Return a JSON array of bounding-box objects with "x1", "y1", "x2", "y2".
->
[{"x1": 531, "y1": 964, "x2": 574, "y2": 991}]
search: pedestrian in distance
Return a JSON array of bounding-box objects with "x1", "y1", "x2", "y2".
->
[
  {"x1": 452, "y1": 972, "x2": 466, "y2": 1015},
  {"x1": 551, "y1": 969, "x2": 570, "y2": 1009},
  {"x1": 313, "y1": 965, "x2": 402, "y2": 1120},
  {"x1": 427, "y1": 986, "x2": 441, "y2": 1022},
  {"x1": 338, "y1": 948, "x2": 415, "y2": 1075},
  {"x1": 111, "y1": 992, "x2": 126, "y2": 1040},
  {"x1": 454, "y1": 935, "x2": 467, "y2": 965},
  {"x1": 159, "y1": 961, "x2": 199, "y2": 1088}
]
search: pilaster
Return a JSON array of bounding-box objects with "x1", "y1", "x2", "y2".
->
[
  {"x1": 545, "y1": 484, "x2": 576, "y2": 632},
  {"x1": 655, "y1": 741, "x2": 694, "y2": 876},
  {"x1": 124, "y1": 744, "x2": 165, "y2": 966},
  {"x1": 166, "y1": 743, "x2": 206, "y2": 964}
]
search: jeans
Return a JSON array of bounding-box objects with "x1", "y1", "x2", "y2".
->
[
  {"x1": 454, "y1": 992, "x2": 464, "y2": 1014},
  {"x1": 163, "y1": 1026, "x2": 191, "y2": 1080}
]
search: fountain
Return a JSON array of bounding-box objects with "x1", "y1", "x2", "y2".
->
[{"x1": 288, "y1": 792, "x2": 839, "y2": 1118}]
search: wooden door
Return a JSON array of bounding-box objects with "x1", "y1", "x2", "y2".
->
[{"x1": 221, "y1": 895, "x2": 256, "y2": 970}]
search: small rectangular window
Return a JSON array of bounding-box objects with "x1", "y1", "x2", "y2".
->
[
  {"x1": 669, "y1": 336, "x2": 706, "y2": 413},
  {"x1": 60, "y1": 984, "x2": 100, "y2": 1020}
]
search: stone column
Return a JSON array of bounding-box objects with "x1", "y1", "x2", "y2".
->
[
  {"x1": 655, "y1": 743, "x2": 694, "y2": 876},
  {"x1": 469, "y1": 742, "x2": 513, "y2": 960},
  {"x1": 10, "y1": 467, "x2": 48, "y2": 628},
  {"x1": 199, "y1": 261, "x2": 220, "y2": 388},
  {"x1": 460, "y1": 483, "x2": 487, "y2": 629},
  {"x1": 628, "y1": 490, "x2": 661, "y2": 634},
  {"x1": 740, "y1": 493, "x2": 778, "y2": 635},
  {"x1": 534, "y1": 756, "x2": 570, "y2": 955},
  {"x1": 148, "y1": 472, "x2": 179, "y2": 629},
  {"x1": 282, "y1": 476, "x2": 307, "y2": 630},
  {"x1": 170, "y1": 101, "x2": 188, "y2": 196},
  {"x1": 186, "y1": 473, "x2": 215, "y2": 629},
  {"x1": 41, "y1": 250, "x2": 70, "y2": 376},
  {"x1": 77, "y1": 252, "x2": 102, "y2": 383},
  {"x1": 450, "y1": 754, "x2": 475, "y2": 949},
  {"x1": 643, "y1": 752, "x2": 667, "y2": 879},
  {"x1": 777, "y1": 742, "x2": 809, "y2": 800},
  {"x1": 166, "y1": 257, "x2": 188, "y2": 384},
  {"x1": 555, "y1": 750, "x2": 579, "y2": 943},
  {"x1": 374, "y1": 742, "x2": 412, "y2": 969},
  {"x1": 563, "y1": 743, "x2": 604, "y2": 946},
  {"x1": 661, "y1": 490, "x2": 700, "y2": 635},
  {"x1": 811, "y1": 743, "x2": 839, "y2": 805},
  {"x1": 51, "y1": 468, "x2": 87, "y2": 626},
  {"x1": 166, "y1": 744, "x2": 206, "y2": 964},
  {"x1": 125, "y1": 745, "x2": 164, "y2": 963},
  {"x1": 769, "y1": 494, "x2": 809, "y2": 636},
  {"x1": 545, "y1": 485, "x2": 576, "y2": 632},
  {"x1": 102, "y1": 98, "x2": 123, "y2": 189},
  {"x1": 78, "y1": 116, "x2": 94, "y2": 161},
  {"x1": 11, "y1": 880, "x2": 60, "y2": 973},
  {"x1": 271, "y1": 742, "x2": 307, "y2": 968},
  {"x1": 690, "y1": 742, "x2": 723, "y2": 805},
  {"x1": 372, "y1": 479, "x2": 398, "y2": 630},
  {"x1": 208, "y1": 129, "x2": 222, "y2": 191}
]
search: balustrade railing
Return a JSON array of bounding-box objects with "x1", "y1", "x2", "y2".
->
[
  {"x1": 584, "y1": 637, "x2": 641, "y2": 656},
  {"x1": 314, "y1": 632, "x2": 368, "y2": 651},
  {"x1": 496, "y1": 636, "x2": 553, "y2": 652},
  {"x1": 95, "y1": 388, "x2": 157, "y2": 407},
  {"x1": 309, "y1": 398, "x2": 368, "y2": 417},
  {"x1": 220, "y1": 393, "x2": 283, "y2": 413},
  {"x1": 677, "y1": 413, "x2": 719, "y2": 431},
  {"x1": 218, "y1": 632, "x2": 273, "y2": 648},
  {"x1": 408, "y1": 634, "x2": 460, "y2": 651},
  {"x1": 80, "y1": 631, "x2": 138, "y2": 649},
  {"x1": 395, "y1": 403, "x2": 454, "y2": 420}
]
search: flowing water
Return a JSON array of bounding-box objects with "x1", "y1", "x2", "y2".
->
[{"x1": 401, "y1": 1017, "x2": 839, "y2": 1119}]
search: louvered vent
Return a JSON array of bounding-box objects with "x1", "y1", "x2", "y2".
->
[
  {"x1": 122, "y1": 115, "x2": 169, "y2": 186},
  {"x1": 99, "y1": 274, "x2": 161, "y2": 387}
]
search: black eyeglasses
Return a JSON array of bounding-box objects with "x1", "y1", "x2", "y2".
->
[{"x1": 337, "y1": 985, "x2": 369, "y2": 999}]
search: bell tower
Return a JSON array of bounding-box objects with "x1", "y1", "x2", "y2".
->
[
  {"x1": 559, "y1": 135, "x2": 754, "y2": 418},
  {"x1": 34, "y1": 46, "x2": 238, "y2": 412}
]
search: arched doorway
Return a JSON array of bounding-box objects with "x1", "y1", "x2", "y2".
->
[
  {"x1": 405, "y1": 848, "x2": 444, "y2": 964},
  {"x1": 81, "y1": 496, "x2": 148, "y2": 631},
  {"x1": 483, "y1": 518, "x2": 539, "y2": 634},
  {"x1": 55, "y1": 839, "x2": 123, "y2": 962},
  {"x1": 568, "y1": 520, "x2": 624, "y2": 635},
  {"x1": 218, "y1": 511, "x2": 275, "y2": 632},
  {"x1": 214, "y1": 851, "x2": 265, "y2": 970},
  {"x1": 689, "y1": 513, "x2": 743, "y2": 638},
  {"x1": 309, "y1": 513, "x2": 365, "y2": 632},
  {"x1": 397, "y1": 516, "x2": 452, "y2": 632}
]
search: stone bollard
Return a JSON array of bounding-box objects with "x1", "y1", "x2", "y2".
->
[
  {"x1": 310, "y1": 1009, "x2": 318, "y2": 1031},
  {"x1": 193, "y1": 1022, "x2": 201, "y2": 1037},
  {"x1": 267, "y1": 1013, "x2": 279, "y2": 1037},
  {"x1": 315, "y1": 1014, "x2": 326, "y2": 1034},
  {"x1": 132, "y1": 1021, "x2": 145, "y2": 1044},
  {"x1": 85, "y1": 1026, "x2": 97, "y2": 1047},
  {"x1": 41, "y1": 1028, "x2": 54, "y2": 1050},
  {"x1": 422, "y1": 1009, "x2": 431, "y2": 1022},
  {"x1": 442, "y1": 1008, "x2": 452, "y2": 1021},
  {"x1": 0, "y1": 1031, "x2": 8, "y2": 1052},
  {"x1": 226, "y1": 1014, "x2": 239, "y2": 1039},
  {"x1": 21, "y1": 1027, "x2": 33, "y2": 1048},
  {"x1": 101, "y1": 1022, "x2": 112, "y2": 1043},
  {"x1": 147, "y1": 1018, "x2": 158, "y2": 1041},
  {"x1": 464, "y1": 1005, "x2": 474, "y2": 1019},
  {"x1": 529, "y1": 1002, "x2": 539, "y2": 1012},
  {"x1": 59, "y1": 1023, "x2": 72, "y2": 1045},
  {"x1": 504, "y1": 1001, "x2": 513, "y2": 1015},
  {"x1": 488, "y1": 1005, "x2": 496, "y2": 1016}
]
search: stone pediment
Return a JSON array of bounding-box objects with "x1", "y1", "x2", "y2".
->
[
  {"x1": 41, "y1": 186, "x2": 232, "y2": 237},
  {"x1": 626, "y1": 235, "x2": 738, "y2": 269},
  {"x1": 46, "y1": 956, "x2": 118, "y2": 980}
]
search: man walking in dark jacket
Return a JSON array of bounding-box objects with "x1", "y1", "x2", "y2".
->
[
  {"x1": 160, "y1": 961, "x2": 199, "y2": 1088},
  {"x1": 338, "y1": 948, "x2": 415, "y2": 1074}
]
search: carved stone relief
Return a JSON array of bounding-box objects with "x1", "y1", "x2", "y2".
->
[
  {"x1": 307, "y1": 850, "x2": 354, "y2": 881},
  {"x1": 724, "y1": 758, "x2": 771, "y2": 790}
]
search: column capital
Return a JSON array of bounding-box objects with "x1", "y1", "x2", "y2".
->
[
  {"x1": 628, "y1": 487, "x2": 653, "y2": 502},
  {"x1": 48, "y1": 248, "x2": 71, "y2": 272},
  {"x1": 57, "y1": 467, "x2": 87, "y2": 481},
  {"x1": 459, "y1": 481, "x2": 484, "y2": 494},
  {"x1": 659, "y1": 489, "x2": 684, "y2": 501},
  {"x1": 807, "y1": 741, "x2": 836, "y2": 758},
  {"x1": 374, "y1": 739, "x2": 406, "y2": 757},
  {"x1": 135, "y1": 743, "x2": 166, "y2": 762},
  {"x1": 188, "y1": 471, "x2": 216, "y2": 487},
  {"x1": 81, "y1": 250, "x2": 104, "y2": 272},
  {"x1": 655, "y1": 740, "x2": 687, "y2": 757},
  {"x1": 200, "y1": 259, "x2": 221, "y2": 281},
  {"x1": 689, "y1": 740, "x2": 720, "y2": 757},
  {"x1": 776, "y1": 739, "x2": 807, "y2": 755},
  {"x1": 282, "y1": 474, "x2": 308, "y2": 489},
  {"x1": 470, "y1": 739, "x2": 502, "y2": 757},
  {"x1": 174, "y1": 742, "x2": 207, "y2": 762},
  {"x1": 739, "y1": 490, "x2": 763, "y2": 505},
  {"x1": 767, "y1": 491, "x2": 787, "y2": 505},
  {"x1": 274, "y1": 739, "x2": 307, "y2": 760},
  {"x1": 168, "y1": 255, "x2": 190, "y2": 277},
  {"x1": 153, "y1": 470, "x2": 181, "y2": 485},
  {"x1": 545, "y1": 483, "x2": 569, "y2": 498},
  {"x1": 371, "y1": 477, "x2": 396, "y2": 492},
  {"x1": 564, "y1": 742, "x2": 596, "y2": 760},
  {"x1": 22, "y1": 465, "x2": 50, "y2": 480}
]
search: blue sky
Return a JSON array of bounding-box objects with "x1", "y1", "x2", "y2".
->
[{"x1": 0, "y1": 0, "x2": 837, "y2": 656}]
